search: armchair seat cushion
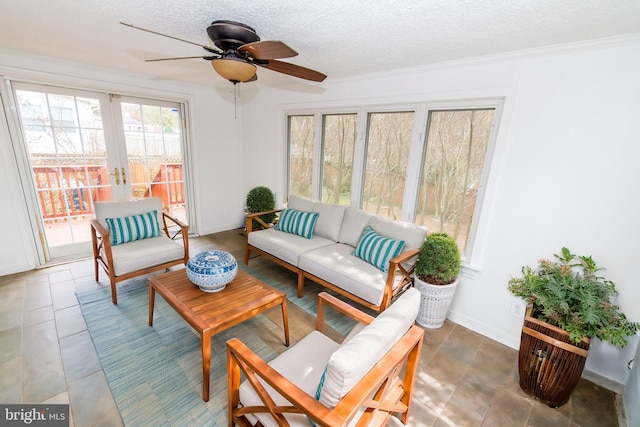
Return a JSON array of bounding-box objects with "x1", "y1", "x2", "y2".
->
[
  {"x1": 239, "y1": 330, "x2": 340, "y2": 427},
  {"x1": 104, "y1": 235, "x2": 185, "y2": 276},
  {"x1": 248, "y1": 228, "x2": 335, "y2": 267}
]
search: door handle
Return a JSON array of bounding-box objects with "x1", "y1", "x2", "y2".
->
[
  {"x1": 121, "y1": 168, "x2": 127, "y2": 185},
  {"x1": 109, "y1": 168, "x2": 120, "y2": 185}
]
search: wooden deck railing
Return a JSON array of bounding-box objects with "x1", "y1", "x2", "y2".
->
[{"x1": 33, "y1": 164, "x2": 184, "y2": 219}]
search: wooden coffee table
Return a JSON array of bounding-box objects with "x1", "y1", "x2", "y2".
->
[{"x1": 148, "y1": 268, "x2": 290, "y2": 402}]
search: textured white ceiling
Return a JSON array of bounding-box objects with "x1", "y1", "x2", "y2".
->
[{"x1": 1, "y1": 0, "x2": 640, "y2": 88}]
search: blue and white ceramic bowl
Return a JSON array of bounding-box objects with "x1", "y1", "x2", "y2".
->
[{"x1": 186, "y1": 250, "x2": 238, "y2": 292}]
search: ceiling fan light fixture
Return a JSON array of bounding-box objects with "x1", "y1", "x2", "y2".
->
[{"x1": 211, "y1": 58, "x2": 256, "y2": 83}]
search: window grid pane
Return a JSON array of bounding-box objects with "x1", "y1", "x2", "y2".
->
[
  {"x1": 362, "y1": 112, "x2": 414, "y2": 220},
  {"x1": 416, "y1": 109, "x2": 494, "y2": 255},
  {"x1": 322, "y1": 114, "x2": 356, "y2": 205},
  {"x1": 288, "y1": 115, "x2": 314, "y2": 199}
]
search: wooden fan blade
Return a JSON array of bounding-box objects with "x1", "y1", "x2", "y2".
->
[
  {"x1": 238, "y1": 40, "x2": 298, "y2": 60},
  {"x1": 145, "y1": 56, "x2": 216, "y2": 62},
  {"x1": 257, "y1": 60, "x2": 326, "y2": 82},
  {"x1": 120, "y1": 22, "x2": 221, "y2": 52}
]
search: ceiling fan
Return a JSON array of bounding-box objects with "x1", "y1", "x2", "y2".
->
[{"x1": 121, "y1": 20, "x2": 327, "y2": 84}]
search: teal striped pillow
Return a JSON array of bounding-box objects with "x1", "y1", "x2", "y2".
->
[
  {"x1": 105, "y1": 210, "x2": 161, "y2": 246},
  {"x1": 274, "y1": 208, "x2": 319, "y2": 239},
  {"x1": 353, "y1": 226, "x2": 405, "y2": 272}
]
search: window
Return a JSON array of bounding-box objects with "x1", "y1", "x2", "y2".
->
[
  {"x1": 322, "y1": 114, "x2": 356, "y2": 205},
  {"x1": 416, "y1": 109, "x2": 494, "y2": 253},
  {"x1": 288, "y1": 115, "x2": 314, "y2": 199},
  {"x1": 363, "y1": 112, "x2": 414, "y2": 220},
  {"x1": 286, "y1": 100, "x2": 501, "y2": 261}
]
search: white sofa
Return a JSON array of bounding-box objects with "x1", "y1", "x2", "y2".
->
[{"x1": 244, "y1": 195, "x2": 428, "y2": 312}]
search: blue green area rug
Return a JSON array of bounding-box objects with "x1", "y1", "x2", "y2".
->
[{"x1": 76, "y1": 264, "x2": 358, "y2": 426}]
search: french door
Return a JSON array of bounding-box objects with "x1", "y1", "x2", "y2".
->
[{"x1": 11, "y1": 82, "x2": 188, "y2": 262}]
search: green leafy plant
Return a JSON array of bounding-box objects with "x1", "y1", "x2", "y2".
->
[
  {"x1": 414, "y1": 233, "x2": 461, "y2": 285},
  {"x1": 508, "y1": 247, "x2": 639, "y2": 347},
  {"x1": 245, "y1": 186, "x2": 276, "y2": 229}
]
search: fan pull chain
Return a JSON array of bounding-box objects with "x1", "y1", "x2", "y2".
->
[{"x1": 233, "y1": 82, "x2": 239, "y2": 120}]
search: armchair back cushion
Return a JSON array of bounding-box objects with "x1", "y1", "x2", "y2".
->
[
  {"x1": 95, "y1": 197, "x2": 164, "y2": 231},
  {"x1": 318, "y1": 288, "x2": 421, "y2": 407},
  {"x1": 105, "y1": 211, "x2": 161, "y2": 246}
]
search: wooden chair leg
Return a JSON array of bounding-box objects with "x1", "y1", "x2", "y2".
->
[
  {"x1": 109, "y1": 273, "x2": 118, "y2": 305},
  {"x1": 244, "y1": 246, "x2": 251, "y2": 265},
  {"x1": 297, "y1": 270, "x2": 304, "y2": 298}
]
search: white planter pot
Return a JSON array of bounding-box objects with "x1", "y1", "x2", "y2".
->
[{"x1": 414, "y1": 277, "x2": 459, "y2": 329}]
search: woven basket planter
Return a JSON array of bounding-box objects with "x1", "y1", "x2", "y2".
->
[
  {"x1": 518, "y1": 313, "x2": 590, "y2": 408},
  {"x1": 414, "y1": 277, "x2": 459, "y2": 329}
]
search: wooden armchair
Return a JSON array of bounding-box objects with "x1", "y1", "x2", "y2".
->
[
  {"x1": 227, "y1": 289, "x2": 424, "y2": 427},
  {"x1": 90, "y1": 197, "x2": 189, "y2": 304}
]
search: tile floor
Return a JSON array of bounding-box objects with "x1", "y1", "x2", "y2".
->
[{"x1": 0, "y1": 229, "x2": 625, "y2": 427}]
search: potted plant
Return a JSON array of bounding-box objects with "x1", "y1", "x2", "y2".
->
[
  {"x1": 413, "y1": 232, "x2": 461, "y2": 329},
  {"x1": 245, "y1": 186, "x2": 276, "y2": 230},
  {"x1": 508, "y1": 247, "x2": 639, "y2": 407}
]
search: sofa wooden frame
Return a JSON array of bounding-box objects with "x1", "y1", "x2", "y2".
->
[
  {"x1": 90, "y1": 210, "x2": 189, "y2": 304},
  {"x1": 244, "y1": 210, "x2": 419, "y2": 312},
  {"x1": 226, "y1": 292, "x2": 424, "y2": 427}
]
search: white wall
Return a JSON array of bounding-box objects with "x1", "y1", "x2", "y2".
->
[
  {"x1": 241, "y1": 37, "x2": 640, "y2": 388},
  {"x1": 0, "y1": 49, "x2": 247, "y2": 275}
]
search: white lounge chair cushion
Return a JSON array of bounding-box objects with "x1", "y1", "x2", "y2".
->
[
  {"x1": 298, "y1": 243, "x2": 406, "y2": 306},
  {"x1": 239, "y1": 330, "x2": 340, "y2": 427},
  {"x1": 248, "y1": 228, "x2": 335, "y2": 267},
  {"x1": 103, "y1": 235, "x2": 185, "y2": 276},
  {"x1": 318, "y1": 288, "x2": 421, "y2": 407}
]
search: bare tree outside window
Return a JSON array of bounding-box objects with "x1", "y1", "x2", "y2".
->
[
  {"x1": 363, "y1": 112, "x2": 414, "y2": 220},
  {"x1": 322, "y1": 114, "x2": 355, "y2": 205},
  {"x1": 288, "y1": 115, "x2": 314, "y2": 199},
  {"x1": 416, "y1": 109, "x2": 494, "y2": 254}
]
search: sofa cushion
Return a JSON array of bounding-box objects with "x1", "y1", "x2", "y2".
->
[
  {"x1": 311, "y1": 201, "x2": 346, "y2": 242},
  {"x1": 337, "y1": 207, "x2": 375, "y2": 248},
  {"x1": 318, "y1": 288, "x2": 421, "y2": 407},
  {"x1": 299, "y1": 243, "x2": 406, "y2": 306},
  {"x1": 239, "y1": 330, "x2": 340, "y2": 427},
  {"x1": 104, "y1": 235, "x2": 185, "y2": 276},
  {"x1": 105, "y1": 210, "x2": 161, "y2": 246},
  {"x1": 249, "y1": 228, "x2": 335, "y2": 267},
  {"x1": 287, "y1": 194, "x2": 315, "y2": 212},
  {"x1": 368, "y1": 216, "x2": 428, "y2": 252},
  {"x1": 353, "y1": 226, "x2": 405, "y2": 272},
  {"x1": 274, "y1": 208, "x2": 319, "y2": 239}
]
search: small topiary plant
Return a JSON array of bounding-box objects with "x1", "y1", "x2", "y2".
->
[
  {"x1": 245, "y1": 186, "x2": 276, "y2": 229},
  {"x1": 414, "y1": 233, "x2": 461, "y2": 285}
]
